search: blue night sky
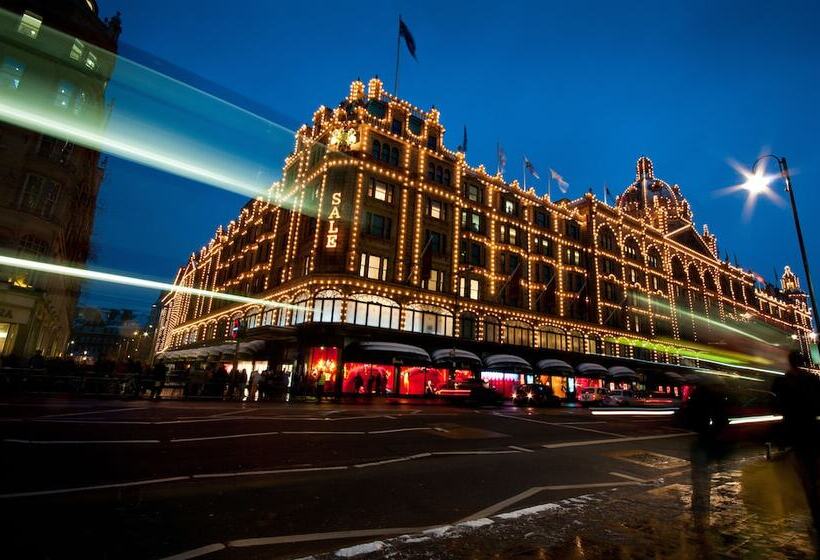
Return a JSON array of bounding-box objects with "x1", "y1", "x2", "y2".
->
[{"x1": 90, "y1": 0, "x2": 820, "y2": 316}]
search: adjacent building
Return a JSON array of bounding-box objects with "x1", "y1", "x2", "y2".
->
[
  {"x1": 155, "y1": 78, "x2": 814, "y2": 397},
  {"x1": 0, "y1": 0, "x2": 120, "y2": 358}
]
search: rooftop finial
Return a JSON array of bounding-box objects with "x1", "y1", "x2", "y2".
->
[{"x1": 636, "y1": 156, "x2": 654, "y2": 181}]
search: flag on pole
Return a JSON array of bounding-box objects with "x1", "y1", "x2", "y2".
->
[
  {"x1": 399, "y1": 17, "x2": 417, "y2": 60},
  {"x1": 497, "y1": 143, "x2": 506, "y2": 175},
  {"x1": 458, "y1": 125, "x2": 468, "y2": 153},
  {"x1": 605, "y1": 184, "x2": 614, "y2": 204},
  {"x1": 752, "y1": 272, "x2": 766, "y2": 285},
  {"x1": 550, "y1": 168, "x2": 569, "y2": 193},
  {"x1": 524, "y1": 156, "x2": 540, "y2": 180}
]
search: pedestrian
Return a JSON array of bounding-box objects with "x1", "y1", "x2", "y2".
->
[
  {"x1": 315, "y1": 373, "x2": 325, "y2": 403},
  {"x1": 248, "y1": 369, "x2": 261, "y2": 402},
  {"x1": 382, "y1": 373, "x2": 389, "y2": 396},
  {"x1": 374, "y1": 372, "x2": 382, "y2": 396},
  {"x1": 226, "y1": 368, "x2": 238, "y2": 400},
  {"x1": 366, "y1": 373, "x2": 374, "y2": 396},
  {"x1": 237, "y1": 368, "x2": 248, "y2": 401},
  {"x1": 150, "y1": 361, "x2": 167, "y2": 400},
  {"x1": 353, "y1": 372, "x2": 364, "y2": 397},
  {"x1": 772, "y1": 350, "x2": 820, "y2": 540}
]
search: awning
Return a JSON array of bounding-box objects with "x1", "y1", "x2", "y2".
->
[
  {"x1": 575, "y1": 362, "x2": 608, "y2": 377},
  {"x1": 431, "y1": 348, "x2": 482, "y2": 369},
  {"x1": 343, "y1": 342, "x2": 431, "y2": 367},
  {"x1": 662, "y1": 371, "x2": 685, "y2": 383},
  {"x1": 238, "y1": 340, "x2": 266, "y2": 359},
  {"x1": 608, "y1": 366, "x2": 638, "y2": 379},
  {"x1": 535, "y1": 359, "x2": 573, "y2": 376},
  {"x1": 483, "y1": 354, "x2": 532, "y2": 373}
]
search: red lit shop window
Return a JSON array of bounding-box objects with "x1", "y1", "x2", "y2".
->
[
  {"x1": 343, "y1": 363, "x2": 396, "y2": 395},
  {"x1": 480, "y1": 372, "x2": 521, "y2": 398},
  {"x1": 308, "y1": 347, "x2": 338, "y2": 385}
]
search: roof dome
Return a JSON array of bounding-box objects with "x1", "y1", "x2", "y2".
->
[{"x1": 617, "y1": 157, "x2": 692, "y2": 223}]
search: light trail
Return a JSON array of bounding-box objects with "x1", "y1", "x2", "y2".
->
[
  {"x1": 590, "y1": 409, "x2": 677, "y2": 416},
  {"x1": 0, "y1": 255, "x2": 301, "y2": 312},
  {"x1": 727, "y1": 414, "x2": 782, "y2": 425}
]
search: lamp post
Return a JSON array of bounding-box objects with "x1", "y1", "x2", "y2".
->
[{"x1": 739, "y1": 155, "x2": 820, "y2": 339}]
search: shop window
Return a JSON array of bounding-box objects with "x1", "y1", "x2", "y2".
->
[
  {"x1": 484, "y1": 317, "x2": 500, "y2": 343},
  {"x1": 505, "y1": 320, "x2": 532, "y2": 346}
]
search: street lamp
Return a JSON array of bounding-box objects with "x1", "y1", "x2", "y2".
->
[{"x1": 735, "y1": 154, "x2": 820, "y2": 338}]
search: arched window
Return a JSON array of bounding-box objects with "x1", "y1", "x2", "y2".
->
[
  {"x1": 346, "y1": 294, "x2": 400, "y2": 329},
  {"x1": 569, "y1": 330, "x2": 585, "y2": 353},
  {"x1": 404, "y1": 303, "x2": 453, "y2": 336},
  {"x1": 390, "y1": 147, "x2": 399, "y2": 166},
  {"x1": 688, "y1": 264, "x2": 702, "y2": 286},
  {"x1": 312, "y1": 289, "x2": 342, "y2": 323},
  {"x1": 292, "y1": 291, "x2": 310, "y2": 325},
  {"x1": 624, "y1": 238, "x2": 642, "y2": 262},
  {"x1": 443, "y1": 169, "x2": 451, "y2": 186},
  {"x1": 484, "y1": 316, "x2": 500, "y2": 343},
  {"x1": 597, "y1": 226, "x2": 617, "y2": 253},
  {"x1": 216, "y1": 318, "x2": 228, "y2": 339},
  {"x1": 427, "y1": 162, "x2": 435, "y2": 181},
  {"x1": 720, "y1": 274, "x2": 731, "y2": 296},
  {"x1": 703, "y1": 270, "x2": 717, "y2": 292},
  {"x1": 504, "y1": 320, "x2": 532, "y2": 346},
  {"x1": 671, "y1": 257, "x2": 686, "y2": 281},
  {"x1": 371, "y1": 140, "x2": 381, "y2": 159},
  {"x1": 589, "y1": 334, "x2": 603, "y2": 354},
  {"x1": 537, "y1": 326, "x2": 566, "y2": 350},
  {"x1": 380, "y1": 142, "x2": 390, "y2": 162},
  {"x1": 647, "y1": 247, "x2": 662, "y2": 270},
  {"x1": 435, "y1": 166, "x2": 443, "y2": 183},
  {"x1": 460, "y1": 313, "x2": 477, "y2": 340}
]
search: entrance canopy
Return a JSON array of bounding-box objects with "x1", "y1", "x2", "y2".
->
[
  {"x1": 608, "y1": 365, "x2": 639, "y2": 379},
  {"x1": 575, "y1": 362, "x2": 608, "y2": 377},
  {"x1": 484, "y1": 354, "x2": 532, "y2": 373},
  {"x1": 344, "y1": 342, "x2": 431, "y2": 367},
  {"x1": 536, "y1": 359, "x2": 573, "y2": 376},
  {"x1": 431, "y1": 348, "x2": 482, "y2": 369},
  {"x1": 238, "y1": 340, "x2": 266, "y2": 359}
]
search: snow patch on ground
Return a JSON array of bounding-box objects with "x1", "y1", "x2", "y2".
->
[
  {"x1": 335, "y1": 541, "x2": 385, "y2": 557},
  {"x1": 422, "y1": 525, "x2": 453, "y2": 537},
  {"x1": 457, "y1": 518, "x2": 494, "y2": 528},
  {"x1": 496, "y1": 502, "x2": 562, "y2": 519},
  {"x1": 400, "y1": 536, "x2": 431, "y2": 544}
]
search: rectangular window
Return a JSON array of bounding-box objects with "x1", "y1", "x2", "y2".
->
[
  {"x1": 359, "y1": 253, "x2": 388, "y2": 280},
  {"x1": 534, "y1": 236, "x2": 552, "y2": 256},
  {"x1": 466, "y1": 183, "x2": 483, "y2": 203},
  {"x1": 601, "y1": 257, "x2": 618, "y2": 276},
  {"x1": 426, "y1": 230, "x2": 446, "y2": 254},
  {"x1": 564, "y1": 247, "x2": 583, "y2": 266},
  {"x1": 460, "y1": 241, "x2": 484, "y2": 267},
  {"x1": 502, "y1": 198, "x2": 516, "y2": 215},
  {"x1": 425, "y1": 269, "x2": 445, "y2": 292},
  {"x1": 368, "y1": 178, "x2": 394, "y2": 203},
  {"x1": 602, "y1": 282, "x2": 620, "y2": 302},
  {"x1": 391, "y1": 118, "x2": 402, "y2": 134},
  {"x1": 364, "y1": 212, "x2": 391, "y2": 239},
  {"x1": 459, "y1": 277, "x2": 480, "y2": 300},
  {"x1": 461, "y1": 210, "x2": 483, "y2": 233},
  {"x1": 565, "y1": 220, "x2": 581, "y2": 240},
  {"x1": 534, "y1": 210, "x2": 550, "y2": 229},
  {"x1": 428, "y1": 199, "x2": 444, "y2": 220},
  {"x1": 427, "y1": 135, "x2": 437, "y2": 149},
  {"x1": 565, "y1": 272, "x2": 585, "y2": 292}
]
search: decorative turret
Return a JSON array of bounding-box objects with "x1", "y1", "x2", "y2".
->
[
  {"x1": 782, "y1": 265, "x2": 800, "y2": 292},
  {"x1": 617, "y1": 157, "x2": 693, "y2": 230}
]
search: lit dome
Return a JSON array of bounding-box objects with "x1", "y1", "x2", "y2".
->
[{"x1": 617, "y1": 156, "x2": 692, "y2": 224}]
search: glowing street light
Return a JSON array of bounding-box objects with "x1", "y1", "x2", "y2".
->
[{"x1": 731, "y1": 155, "x2": 819, "y2": 342}]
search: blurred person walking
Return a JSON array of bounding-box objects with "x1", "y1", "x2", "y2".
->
[{"x1": 772, "y1": 350, "x2": 820, "y2": 541}]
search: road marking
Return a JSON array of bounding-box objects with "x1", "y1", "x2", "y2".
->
[
  {"x1": 508, "y1": 445, "x2": 534, "y2": 453},
  {"x1": 609, "y1": 471, "x2": 649, "y2": 483},
  {"x1": 37, "y1": 406, "x2": 148, "y2": 419},
  {"x1": 432, "y1": 450, "x2": 519, "y2": 456},
  {"x1": 368, "y1": 427, "x2": 432, "y2": 434},
  {"x1": 492, "y1": 413, "x2": 625, "y2": 437},
  {"x1": 3, "y1": 438, "x2": 160, "y2": 445},
  {"x1": 280, "y1": 430, "x2": 365, "y2": 435},
  {"x1": 460, "y1": 486, "x2": 546, "y2": 521},
  {"x1": 0, "y1": 476, "x2": 190, "y2": 499},
  {"x1": 354, "y1": 453, "x2": 432, "y2": 468},
  {"x1": 192, "y1": 465, "x2": 350, "y2": 479},
  {"x1": 543, "y1": 432, "x2": 695, "y2": 449}
]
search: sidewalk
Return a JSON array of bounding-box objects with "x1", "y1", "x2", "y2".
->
[{"x1": 314, "y1": 454, "x2": 818, "y2": 559}]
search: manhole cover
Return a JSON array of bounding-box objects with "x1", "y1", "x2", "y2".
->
[{"x1": 609, "y1": 450, "x2": 689, "y2": 469}]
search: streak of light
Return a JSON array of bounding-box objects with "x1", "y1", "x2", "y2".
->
[
  {"x1": 0, "y1": 255, "x2": 301, "y2": 312},
  {"x1": 590, "y1": 409, "x2": 677, "y2": 416},
  {"x1": 727, "y1": 414, "x2": 782, "y2": 425}
]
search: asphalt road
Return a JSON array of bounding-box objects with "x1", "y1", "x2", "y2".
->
[{"x1": 0, "y1": 397, "x2": 766, "y2": 560}]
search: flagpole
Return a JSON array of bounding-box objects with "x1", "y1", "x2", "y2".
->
[
  {"x1": 496, "y1": 142, "x2": 500, "y2": 175},
  {"x1": 522, "y1": 157, "x2": 526, "y2": 190},
  {"x1": 394, "y1": 15, "x2": 401, "y2": 96},
  {"x1": 548, "y1": 176, "x2": 551, "y2": 200}
]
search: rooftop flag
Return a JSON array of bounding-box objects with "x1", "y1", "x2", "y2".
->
[
  {"x1": 550, "y1": 168, "x2": 569, "y2": 193},
  {"x1": 497, "y1": 143, "x2": 506, "y2": 175},
  {"x1": 524, "y1": 156, "x2": 540, "y2": 180},
  {"x1": 399, "y1": 17, "x2": 417, "y2": 60}
]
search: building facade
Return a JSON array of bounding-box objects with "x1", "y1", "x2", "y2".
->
[
  {"x1": 0, "y1": 0, "x2": 120, "y2": 358},
  {"x1": 155, "y1": 78, "x2": 814, "y2": 397}
]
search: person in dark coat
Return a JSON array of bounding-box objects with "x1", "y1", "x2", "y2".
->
[
  {"x1": 353, "y1": 373, "x2": 364, "y2": 397},
  {"x1": 772, "y1": 350, "x2": 820, "y2": 539}
]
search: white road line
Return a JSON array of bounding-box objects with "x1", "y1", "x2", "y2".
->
[
  {"x1": 3, "y1": 438, "x2": 160, "y2": 445},
  {"x1": 368, "y1": 427, "x2": 432, "y2": 434},
  {"x1": 158, "y1": 543, "x2": 227, "y2": 560},
  {"x1": 171, "y1": 431, "x2": 280, "y2": 443},
  {"x1": 543, "y1": 432, "x2": 695, "y2": 449},
  {"x1": 537, "y1": 481, "x2": 645, "y2": 490},
  {"x1": 354, "y1": 453, "x2": 432, "y2": 468},
  {"x1": 280, "y1": 430, "x2": 365, "y2": 435},
  {"x1": 229, "y1": 527, "x2": 429, "y2": 548},
  {"x1": 432, "y1": 450, "x2": 519, "y2": 456},
  {"x1": 609, "y1": 471, "x2": 649, "y2": 483},
  {"x1": 492, "y1": 413, "x2": 625, "y2": 437},
  {"x1": 460, "y1": 486, "x2": 546, "y2": 521},
  {"x1": 508, "y1": 445, "x2": 534, "y2": 453},
  {"x1": 192, "y1": 465, "x2": 350, "y2": 479},
  {"x1": 0, "y1": 476, "x2": 190, "y2": 499},
  {"x1": 37, "y1": 406, "x2": 148, "y2": 419}
]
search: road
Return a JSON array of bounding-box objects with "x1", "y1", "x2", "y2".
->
[{"x1": 0, "y1": 397, "x2": 765, "y2": 559}]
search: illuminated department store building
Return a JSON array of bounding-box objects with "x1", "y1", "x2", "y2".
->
[{"x1": 155, "y1": 78, "x2": 814, "y2": 398}]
